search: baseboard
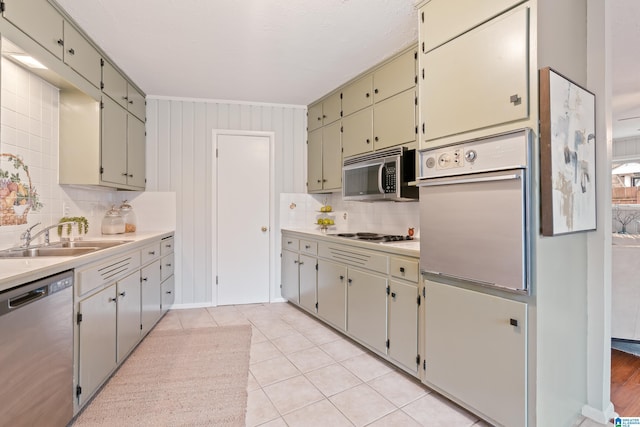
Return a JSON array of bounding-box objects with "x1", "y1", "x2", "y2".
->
[
  {"x1": 581, "y1": 402, "x2": 616, "y2": 425},
  {"x1": 170, "y1": 298, "x2": 288, "y2": 310}
]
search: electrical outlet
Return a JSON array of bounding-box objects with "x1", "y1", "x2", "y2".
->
[{"x1": 63, "y1": 202, "x2": 70, "y2": 216}]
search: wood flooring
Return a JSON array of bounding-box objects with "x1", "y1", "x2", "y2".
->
[{"x1": 611, "y1": 349, "x2": 640, "y2": 417}]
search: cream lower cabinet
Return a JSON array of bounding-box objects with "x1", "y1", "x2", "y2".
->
[
  {"x1": 317, "y1": 259, "x2": 347, "y2": 331},
  {"x1": 77, "y1": 284, "x2": 117, "y2": 407},
  {"x1": 346, "y1": 268, "x2": 387, "y2": 354},
  {"x1": 160, "y1": 236, "x2": 175, "y2": 313},
  {"x1": 282, "y1": 231, "x2": 421, "y2": 378},
  {"x1": 116, "y1": 272, "x2": 142, "y2": 362},
  {"x1": 140, "y1": 259, "x2": 162, "y2": 336},
  {"x1": 423, "y1": 280, "x2": 527, "y2": 427}
]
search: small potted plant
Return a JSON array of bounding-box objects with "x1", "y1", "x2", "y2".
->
[{"x1": 57, "y1": 216, "x2": 89, "y2": 240}]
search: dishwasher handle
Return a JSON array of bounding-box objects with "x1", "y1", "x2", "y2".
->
[{"x1": 9, "y1": 287, "x2": 48, "y2": 309}]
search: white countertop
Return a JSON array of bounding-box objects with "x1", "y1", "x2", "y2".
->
[
  {"x1": 282, "y1": 227, "x2": 420, "y2": 257},
  {"x1": 0, "y1": 230, "x2": 174, "y2": 293}
]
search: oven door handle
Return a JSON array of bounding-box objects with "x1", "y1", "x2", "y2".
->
[
  {"x1": 417, "y1": 173, "x2": 521, "y2": 187},
  {"x1": 378, "y1": 163, "x2": 385, "y2": 194}
]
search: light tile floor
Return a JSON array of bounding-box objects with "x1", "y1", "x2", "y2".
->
[{"x1": 155, "y1": 302, "x2": 611, "y2": 427}]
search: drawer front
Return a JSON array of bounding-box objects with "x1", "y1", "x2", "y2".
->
[
  {"x1": 161, "y1": 254, "x2": 175, "y2": 281},
  {"x1": 300, "y1": 239, "x2": 318, "y2": 256},
  {"x1": 76, "y1": 250, "x2": 141, "y2": 297},
  {"x1": 390, "y1": 257, "x2": 419, "y2": 282},
  {"x1": 161, "y1": 237, "x2": 174, "y2": 256},
  {"x1": 282, "y1": 236, "x2": 300, "y2": 251},
  {"x1": 141, "y1": 242, "x2": 161, "y2": 265},
  {"x1": 319, "y1": 242, "x2": 388, "y2": 274}
]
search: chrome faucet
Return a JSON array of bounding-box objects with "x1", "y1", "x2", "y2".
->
[{"x1": 21, "y1": 221, "x2": 77, "y2": 248}]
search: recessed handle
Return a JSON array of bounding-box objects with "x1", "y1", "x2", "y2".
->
[
  {"x1": 510, "y1": 318, "x2": 519, "y2": 327},
  {"x1": 400, "y1": 267, "x2": 405, "y2": 273}
]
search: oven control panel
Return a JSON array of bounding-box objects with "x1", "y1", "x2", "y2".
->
[{"x1": 418, "y1": 129, "x2": 530, "y2": 179}]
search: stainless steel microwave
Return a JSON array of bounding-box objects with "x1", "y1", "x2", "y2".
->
[{"x1": 342, "y1": 147, "x2": 418, "y2": 201}]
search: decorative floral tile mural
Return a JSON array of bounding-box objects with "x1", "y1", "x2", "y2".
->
[{"x1": 0, "y1": 152, "x2": 43, "y2": 226}]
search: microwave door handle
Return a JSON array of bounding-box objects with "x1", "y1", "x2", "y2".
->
[{"x1": 378, "y1": 164, "x2": 385, "y2": 194}]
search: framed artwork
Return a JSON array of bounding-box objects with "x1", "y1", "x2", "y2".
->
[{"x1": 539, "y1": 67, "x2": 596, "y2": 236}]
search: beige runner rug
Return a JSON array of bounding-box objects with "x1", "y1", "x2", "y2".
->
[{"x1": 73, "y1": 325, "x2": 252, "y2": 427}]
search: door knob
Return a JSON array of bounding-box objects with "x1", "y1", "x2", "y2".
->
[{"x1": 261, "y1": 226, "x2": 268, "y2": 232}]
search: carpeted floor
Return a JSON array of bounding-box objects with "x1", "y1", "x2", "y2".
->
[{"x1": 72, "y1": 324, "x2": 252, "y2": 427}]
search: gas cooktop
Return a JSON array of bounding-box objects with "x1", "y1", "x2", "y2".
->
[{"x1": 329, "y1": 232, "x2": 414, "y2": 242}]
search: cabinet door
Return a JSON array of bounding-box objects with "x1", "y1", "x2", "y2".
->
[
  {"x1": 421, "y1": 0, "x2": 524, "y2": 52},
  {"x1": 78, "y1": 285, "x2": 117, "y2": 406},
  {"x1": 373, "y1": 90, "x2": 416, "y2": 151},
  {"x1": 161, "y1": 275, "x2": 175, "y2": 313},
  {"x1": 342, "y1": 107, "x2": 373, "y2": 158},
  {"x1": 127, "y1": 84, "x2": 146, "y2": 121},
  {"x1": 308, "y1": 102, "x2": 323, "y2": 132},
  {"x1": 322, "y1": 92, "x2": 342, "y2": 125},
  {"x1": 127, "y1": 114, "x2": 146, "y2": 189},
  {"x1": 373, "y1": 49, "x2": 416, "y2": 103},
  {"x1": 424, "y1": 281, "x2": 526, "y2": 427},
  {"x1": 281, "y1": 250, "x2": 300, "y2": 303},
  {"x1": 102, "y1": 60, "x2": 128, "y2": 108},
  {"x1": 2, "y1": 0, "x2": 64, "y2": 59},
  {"x1": 307, "y1": 128, "x2": 323, "y2": 192},
  {"x1": 347, "y1": 268, "x2": 387, "y2": 354},
  {"x1": 63, "y1": 22, "x2": 102, "y2": 88},
  {"x1": 141, "y1": 260, "x2": 162, "y2": 336},
  {"x1": 161, "y1": 253, "x2": 175, "y2": 282},
  {"x1": 422, "y1": 7, "x2": 529, "y2": 142},
  {"x1": 116, "y1": 271, "x2": 142, "y2": 363},
  {"x1": 101, "y1": 96, "x2": 128, "y2": 186},
  {"x1": 299, "y1": 254, "x2": 317, "y2": 312},
  {"x1": 388, "y1": 280, "x2": 418, "y2": 373},
  {"x1": 342, "y1": 74, "x2": 373, "y2": 116},
  {"x1": 317, "y1": 259, "x2": 347, "y2": 331},
  {"x1": 321, "y1": 121, "x2": 342, "y2": 190}
]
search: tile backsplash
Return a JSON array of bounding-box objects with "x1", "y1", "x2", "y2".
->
[
  {"x1": 0, "y1": 58, "x2": 174, "y2": 250},
  {"x1": 279, "y1": 192, "x2": 420, "y2": 238}
]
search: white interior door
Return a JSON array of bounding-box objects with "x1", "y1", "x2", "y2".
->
[{"x1": 216, "y1": 133, "x2": 271, "y2": 305}]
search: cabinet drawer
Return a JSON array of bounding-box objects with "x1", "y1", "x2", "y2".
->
[
  {"x1": 161, "y1": 254, "x2": 175, "y2": 281},
  {"x1": 319, "y1": 242, "x2": 388, "y2": 274},
  {"x1": 390, "y1": 257, "x2": 419, "y2": 282},
  {"x1": 76, "y1": 250, "x2": 141, "y2": 297},
  {"x1": 141, "y1": 242, "x2": 161, "y2": 264},
  {"x1": 161, "y1": 237, "x2": 174, "y2": 256},
  {"x1": 282, "y1": 236, "x2": 299, "y2": 251},
  {"x1": 300, "y1": 240, "x2": 318, "y2": 255}
]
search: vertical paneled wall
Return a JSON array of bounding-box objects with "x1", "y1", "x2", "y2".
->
[
  {"x1": 613, "y1": 136, "x2": 640, "y2": 162},
  {"x1": 146, "y1": 97, "x2": 307, "y2": 306}
]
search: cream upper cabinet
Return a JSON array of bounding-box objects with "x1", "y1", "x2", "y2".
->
[
  {"x1": 342, "y1": 74, "x2": 373, "y2": 117},
  {"x1": 373, "y1": 49, "x2": 416, "y2": 103},
  {"x1": 127, "y1": 84, "x2": 146, "y2": 121},
  {"x1": 101, "y1": 96, "x2": 128, "y2": 187},
  {"x1": 2, "y1": 0, "x2": 64, "y2": 59},
  {"x1": 420, "y1": 0, "x2": 525, "y2": 52},
  {"x1": 342, "y1": 107, "x2": 373, "y2": 158},
  {"x1": 307, "y1": 122, "x2": 341, "y2": 193},
  {"x1": 63, "y1": 22, "x2": 102, "y2": 88},
  {"x1": 102, "y1": 60, "x2": 129, "y2": 108},
  {"x1": 308, "y1": 92, "x2": 341, "y2": 132},
  {"x1": 127, "y1": 114, "x2": 146, "y2": 188},
  {"x1": 373, "y1": 89, "x2": 416, "y2": 151},
  {"x1": 421, "y1": 6, "x2": 529, "y2": 143}
]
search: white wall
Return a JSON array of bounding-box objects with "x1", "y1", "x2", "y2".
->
[{"x1": 145, "y1": 97, "x2": 307, "y2": 306}]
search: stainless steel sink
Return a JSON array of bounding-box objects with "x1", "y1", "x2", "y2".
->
[
  {"x1": 0, "y1": 240, "x2": 131, "y2": 258},
  {"x1": 57, "y1": 240, "x2": 132, "y2": 249}
]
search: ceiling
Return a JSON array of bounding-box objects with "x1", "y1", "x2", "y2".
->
[
  {"x1": 53, "y1": 0, "x2": 418, "y2": 106},
  {"x1": 53, "y1": 0, "x2": 638, "y2": 138}
]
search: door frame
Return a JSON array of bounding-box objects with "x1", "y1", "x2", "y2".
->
[{"x1": 211, "y1": 130, "x2": 276, "y2": 306}]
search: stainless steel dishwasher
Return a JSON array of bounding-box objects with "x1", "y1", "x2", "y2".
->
[{"x1": 0, "y1": 270, "x2": 74, "y2": 426}]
